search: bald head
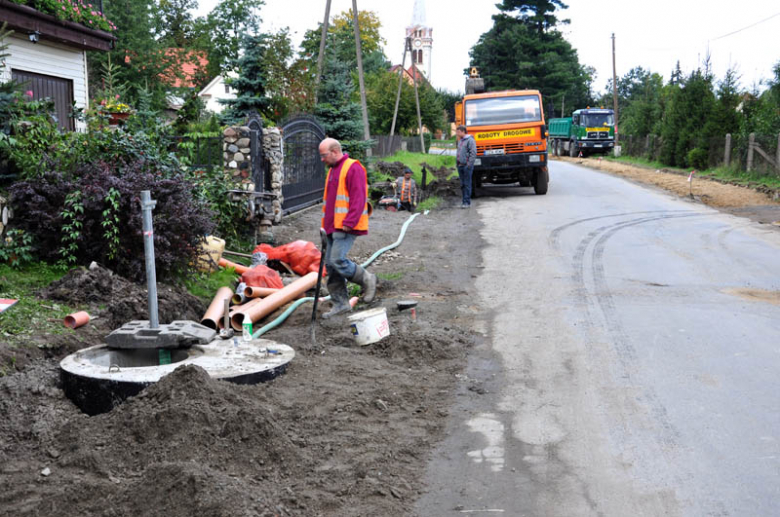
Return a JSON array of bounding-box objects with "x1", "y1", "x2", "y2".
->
[{"x1": 319, "y1": 138, "x2": 343, "y2": 167}]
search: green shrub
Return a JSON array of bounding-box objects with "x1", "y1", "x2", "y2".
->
[{"x1": 686, "y1": 148, "x2": 708, "y2": 170}]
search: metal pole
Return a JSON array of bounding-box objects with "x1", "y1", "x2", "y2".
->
[
  {"x1": 140, "y1": 190, "x2": 159, "y2": 328},
  {"x1": 413, "y1": 67, "x2": 424, "y2": 153},
  {"x1": 352, "y1": 0, "x2": 371, "y2": 144},
  {"x1": 314, "y1": 0, "x2": 332, "y2": 104},
  {"x1": 612, "y1": 33, "x2": 619, "y2": 145},
  {"x1": 724, "y1": 133, "x2": 731, "y2": 168},
  {"x1": 390, "y1": 37, "x2": 411, "y2": 138}
]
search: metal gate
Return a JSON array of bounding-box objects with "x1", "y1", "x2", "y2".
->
[{"x1": 281, "y1": 115, "x2": 327, "y2": 214}]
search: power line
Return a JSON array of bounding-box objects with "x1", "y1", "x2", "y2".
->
[{"x1": 711, "y1": 11, "x2": 780, "y2": 41}]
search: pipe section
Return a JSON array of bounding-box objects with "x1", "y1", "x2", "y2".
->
[
  {"x1": 231, "y1": 272, "x2": 318, "y2": 330},
  {"x1": 200, "y1": 286, "x2": 234, "y2": 330},
  {"x1": 64, "y1": 311, "x2": 91, "y2": 329},
  {"x1": 219, "y1": 257, "x2": 250, "y2": 274},
  {"x1": 244, "y1": 286, "x2": 280, "y2": 298}
]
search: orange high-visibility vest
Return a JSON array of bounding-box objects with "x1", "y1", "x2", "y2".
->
[
  {"x1": 400, "y1": 178, "x2": 412, "y2": 202},
  {"x1": 321, "y1": 158, "x2": 369, "y2": 231}
]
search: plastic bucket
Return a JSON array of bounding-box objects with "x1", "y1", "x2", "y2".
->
[{"x1": 348, "y1": 307, "x2": 390, "y2": 346}]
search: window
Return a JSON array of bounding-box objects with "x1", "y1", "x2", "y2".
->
[
  {"x1": 464, "y1": 95, "x2": 543, "y2": 126},
  {"x1": 418, "y1": 50, "x2": 423, "y2": 64},
  {"x1": 224, "y1": 82, "x2": 230, "y2": 94}
]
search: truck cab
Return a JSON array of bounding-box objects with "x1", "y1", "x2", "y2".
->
[
  {"x1": 455, "y1": 89, "x2": 549, "y2": 196},
  {"x1": 548, "y1": 108, "x2": 615, "y2": 157}
]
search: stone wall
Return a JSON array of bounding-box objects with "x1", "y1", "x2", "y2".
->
[{"x1": 223, "y1": 125, "x2": 284, "y2": 224}]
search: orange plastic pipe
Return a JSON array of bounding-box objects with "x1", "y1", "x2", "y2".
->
[
  {"x1": 200, "y1": 286, "x2": 234, "y2": 330},
  {"x1": 64, "y1": 311, "x2": 90, "y2": 329},
  {"x1": 219, "y1": 257, "x2": 250, "y2": 274},
  {"x1": 244, "y1": 286, "x2": 281, "y2": 298},
  {"x1": 231, "y1": 272, "x2": 318, "y2": 330}
]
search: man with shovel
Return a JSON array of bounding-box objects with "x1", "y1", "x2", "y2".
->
[{"x1": 318, "y1": 137, "x2": 377, "y2": 318}]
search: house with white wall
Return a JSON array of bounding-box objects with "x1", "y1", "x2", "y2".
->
[
  {"x1": 198, "y1": 72, "x2": 237, "y2": 114},
  {"x1": 0, "y1": 0, "x2": 115, "y2": 131}
]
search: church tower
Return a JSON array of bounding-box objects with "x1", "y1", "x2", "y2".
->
[{"x1": 405, "y1": 0, "x2": 432, "y2": 80}]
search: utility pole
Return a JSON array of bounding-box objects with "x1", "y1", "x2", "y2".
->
[
  {"x1": 413, "y1": 66, "x2": 424, "y2": 154},
  {"x1": 390, "y1": 37, "x2": 411, "y2": 138},
  {"x1": 314, "y1": 0, "x2": 332, "y2": 104},
  {"x1": 352, "y1": 0, "x2": 371, "y2": 146},
  {"x1": 612, "y1": 33, "x2": 619, "y2": 146}
]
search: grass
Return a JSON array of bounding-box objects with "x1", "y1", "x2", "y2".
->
[
  {"x1": 182, "y1": 267, "x2": 239, "y2": 301},
  {"x1": 377, "y1": 271, "x2": 404, "y2": 281},
  {"x1": 416, "y1": 195, "x2": 443, "y2": 211},
  {"x1": 0, "y1": 262, "x2": 76, "y2": 345},
  {"x1": 378, "y1": 150, "x2": 456, "y2": 184}
]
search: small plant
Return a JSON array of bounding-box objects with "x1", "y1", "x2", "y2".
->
[
  {"x1": 416, "y1": 196, "x2": 442, "y2": 211},
  {"x1": 58, "y1": 190, "x2": 83, "y2": 268},
  {"x1": 101, "y1": 187, "x2": 121, "y2": 260},
  {"x1": 97, "y1": 97, "x2": 134, "y2": 114},
  {"x1": 0, "y1": 229, "x2": 35, "y2": 267}
]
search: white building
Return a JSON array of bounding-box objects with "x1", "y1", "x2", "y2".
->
[
  {"x1": 198, "y1": 72, "x2": 237, "y2": 114},
  {"x1": 406, "y1": 0, "x2": 432, "y2": 81},
  {"x1": 0, "y1": 2, "x2": 115, "y2": 131}
]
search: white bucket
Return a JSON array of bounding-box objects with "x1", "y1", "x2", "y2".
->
[{"x1": 348, "y1": 307, "x2": 390, "y2": 346}]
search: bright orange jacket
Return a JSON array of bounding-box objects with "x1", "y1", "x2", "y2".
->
[{"x1": 321, "y1": 158, "x2": 369, "y2": 231}]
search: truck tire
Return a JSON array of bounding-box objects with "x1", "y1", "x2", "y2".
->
[
  {"x1": 534, "y1": 169, "x2": 548, "y2": 195},
  {"x1": 569, "y1": 140, "x2": 578, "y2": 157},
  {"x1": 471, "y1": 174, "x2": 480, "y2": 199}
]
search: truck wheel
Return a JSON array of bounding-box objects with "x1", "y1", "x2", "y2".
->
[
  {"x1": 534, "y1": 169, "x2": 548, "y2": 195},
  {"x1": 471, "y1": 174, "x2": 480, "y2": 199},
  {"x1": 555, "y1": 140, "x2": 561, "y2": 157},
  {"x1": 569, "y1": 140, "x2": 578, "y2": 157}
]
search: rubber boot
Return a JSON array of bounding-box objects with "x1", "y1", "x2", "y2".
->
[
  {"x1": 351, "y1": 265, "x2": 377, "y2": 303},
  {"x1": 322, "y1": 276, "x2": 351, "y2": 319}
]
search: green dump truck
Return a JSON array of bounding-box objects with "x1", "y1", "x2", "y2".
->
[{"x1": 548, "y1": 108, "x2": 615, "y2": 157}]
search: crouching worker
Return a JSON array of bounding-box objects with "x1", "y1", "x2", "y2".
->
[
  {"x1": 319, "y1": 137, "x2": 378, "y2": 318},
  {"x1": 393, "y1": 167, "x2": 418, "y2": 211}
]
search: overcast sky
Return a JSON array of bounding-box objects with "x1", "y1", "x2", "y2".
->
[{"x1": 195, "y1": 0, "x2": 780, "y2": 95}]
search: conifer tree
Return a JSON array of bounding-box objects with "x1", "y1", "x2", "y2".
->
[{"x1": 220, "y1": 35, "x2": 273, "y2": 124}]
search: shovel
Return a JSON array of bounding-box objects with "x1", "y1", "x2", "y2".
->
[{"x1": 310, "y1": 228, "x2": 328, "y2": 344}]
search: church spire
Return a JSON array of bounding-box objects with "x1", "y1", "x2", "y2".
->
[{"x1": 411, "y1": 0, "x2": 427, "y2": 26}]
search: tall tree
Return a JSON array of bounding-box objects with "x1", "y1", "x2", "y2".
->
[
  {"x1": 205, "y1": 0, "x2": 264, "y2": 73},
  {"x1": 220, "y1": 35, "x2": 273, "y2": 124},
  {"x1": 469, "y1": 1, "x2": 590, "y2": 114},
  {"x1": 155, "y1": 0, "x2": 199, "y2": 47}
]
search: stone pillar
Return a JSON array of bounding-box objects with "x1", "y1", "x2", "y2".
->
[
  {"x1": 223, "y1": 126, "x2": 252, "y2": 182},
  {"x1": 262, "y1": 127, "x2": 284, "y2": 223}
]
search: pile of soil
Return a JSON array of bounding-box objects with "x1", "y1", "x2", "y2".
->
[{"x1": 0, "y1": 201, "x2": 484, "y2": 516}]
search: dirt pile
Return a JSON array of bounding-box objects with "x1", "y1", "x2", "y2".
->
[
  {"x1": 40, "y1": 264, "x2": 206, "y2": 329},
  {"x1": 0, "y1": 203, "x2": 483, "y2": 516}
]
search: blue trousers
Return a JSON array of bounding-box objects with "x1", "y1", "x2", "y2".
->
[
  {"x1": 325, "y1": 231, "x2": 358, "y2": 282},
  {"x1": 457, "y1": 164, "x2": 473, "y2": 206}
]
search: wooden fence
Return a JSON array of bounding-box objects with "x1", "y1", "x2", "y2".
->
[{"x1": 619, "y1": 133, "x2": 780, "y2": 175}]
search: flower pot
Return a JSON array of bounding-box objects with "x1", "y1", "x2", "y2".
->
[{"x1": 108, "y1": 112, "x2": 130, "y2": 125}]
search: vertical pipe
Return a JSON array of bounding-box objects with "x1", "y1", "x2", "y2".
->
[
  {"x1": 352, "y1": 0, "x2": 371, "y2": 144},
  {"x1": 724, "y1": 133, "x2": 731, "y2": 168},
  {"x1": 611, "y1": 33, "x2": 619, "y2": 146},
  {"x1": 747, "y1": 133, "x2": 755, "y2": 172},
  {"x1": 140, "y1": 190, "x2": 159, "y2": 328},
  {"x1": 314, "y1": 0, "x2": 332, "y2": 104}
]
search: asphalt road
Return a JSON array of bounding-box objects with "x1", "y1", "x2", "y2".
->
[{"x1": 415, "y1": 159, "x2": 780, "y2": 516}]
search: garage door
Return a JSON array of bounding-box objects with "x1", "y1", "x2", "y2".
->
[{"x1": 12, "y1": 69, "x2": 75, "y2": 131}]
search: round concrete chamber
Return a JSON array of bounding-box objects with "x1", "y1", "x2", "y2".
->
[{"x1": 60, "y1": 339, "x2": 294, "y2": 415}]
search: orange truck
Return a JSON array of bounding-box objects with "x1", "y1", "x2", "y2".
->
[{"x1": 455, "y1": 89, "x2": 549, "y2": 195}]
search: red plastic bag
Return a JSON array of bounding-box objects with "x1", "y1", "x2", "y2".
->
[
  {"x1": 253, "y1": 240, "x2": 322, "y2": 277},
  {"x1": 241, "y1": 265, "x2": 284, "y2": 289}
]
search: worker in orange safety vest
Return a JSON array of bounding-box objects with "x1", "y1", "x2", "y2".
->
[{"x1": 319, "y1": 137, "x2": 377, "y2": 318}]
